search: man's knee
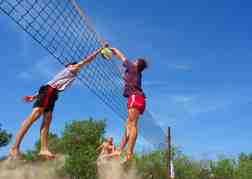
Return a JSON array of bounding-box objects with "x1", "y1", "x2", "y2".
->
[
  {"x1": 32, "y1": 107, "x2": 44, "y2": 117},
  {"x1": 44, "y1": 111, "x2": 52, "y2": 117},
  {"x1": 127, "y1": 120, "x2": 138, "y2": 130},
  {"x1": 43, "y1": 112, "x2": 52, "y2": 123},
  {"x1": 128, "y1": 115, "x2": 138, "y2": 126},
  {"x1": 128, "y1": 108, "x2": 140, "y2": 120}
]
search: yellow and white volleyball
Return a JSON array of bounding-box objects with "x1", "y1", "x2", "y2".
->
[{"x1": 101, "y1": 47, "x2": 113, "y2": 60}]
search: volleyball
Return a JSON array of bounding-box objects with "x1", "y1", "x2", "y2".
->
[{"x1": 101, "y1": 47, "x2": 113, "y2": 60}]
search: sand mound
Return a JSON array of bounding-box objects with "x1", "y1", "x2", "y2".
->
[
  {"x1": 0, "y1": 155, "x2": 142, "y2": 179},
  {"x1": 97, "y1": 156, "x2": 141, "y2": 179},
  {"x1": 0, "y1": 155, "x2": 69, "y2": 179}
]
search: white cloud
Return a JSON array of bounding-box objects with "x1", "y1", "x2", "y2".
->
[
  {"x1": 171, "y1": 95, "x2": 195, "y2": 103},
  {"x1": 168, "y1": 63, "x2": 192, "y2": 71},
  {"x1": 144, "y1": 81, "x2": 169, "y2": 88},
  {"x1": 34, "y1": 56, "x2": 57, "y2": 78},
  {"x1": 146, "y1": 92, "x2": 229, "y2": 131},
  {"x1": 17, "y1": 55, "x2": 61, "y2": 82},
  {"x1": 148, "y1": 86, "x2": 252, "y2": 131},
  {"x1": 17, "y1": 71, "x2": 33, "y2": 81}
]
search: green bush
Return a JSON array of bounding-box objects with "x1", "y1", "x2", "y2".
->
[{"x1": 0, "y1": 124, "x2": 12, "y2": 148}]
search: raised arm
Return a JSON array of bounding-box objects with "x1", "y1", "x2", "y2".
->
[
  {"x1": 110, "y1": 48, "x2": 128, "y2": 64},
  {"x1": 70, "y1": 47, "x2": 103, "y2": 73}
]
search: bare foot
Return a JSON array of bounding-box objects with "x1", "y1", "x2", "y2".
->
[
  {"x1": 38, "y1": 150, "x2": 56, "y2": 160},
  {"x1": 9, "y1": 147, "x2": 23, "y2": 160},
  {"x1": 121, "y1": 153, "x2": 132, "y2": 164}
]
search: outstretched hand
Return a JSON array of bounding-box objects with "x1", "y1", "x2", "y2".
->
[{"x1": 23, "y1": 95, "x2": 36, "y2": 103}]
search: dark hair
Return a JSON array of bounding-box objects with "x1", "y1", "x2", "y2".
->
[
  {"x1": 137, "y1": 58, "x2": 148, "y2": 72},
  {"x1": 65, "y1": 61, "x2": 78, "y2": 67}
]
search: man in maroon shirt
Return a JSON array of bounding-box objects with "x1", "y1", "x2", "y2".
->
[{"x1": 110, "y1": 47, "x2": 148, "y2": 163}]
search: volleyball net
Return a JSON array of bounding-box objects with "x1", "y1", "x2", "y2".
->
[{"x1": 0, "y1": 0, "x2": 165, "y2": 148}]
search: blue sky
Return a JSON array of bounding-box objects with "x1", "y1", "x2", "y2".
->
[{"x1": 0, "y1": 0, "x2": 252, "y2": 159}]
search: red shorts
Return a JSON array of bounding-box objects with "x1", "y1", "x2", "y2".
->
[
  {"x1": 128, "y1": 94, "x2": 146, "y2": 115},
  {"x1": 33, "y1": 85, "x2": 58, "y2": 112}
]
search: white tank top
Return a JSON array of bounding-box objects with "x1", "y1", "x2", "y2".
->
[{"x1": 47, "y1": 67, "x2": 77, "y2": 91}]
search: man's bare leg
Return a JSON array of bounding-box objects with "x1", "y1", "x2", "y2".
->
[
  {"x1": 108, "y1": 123, "x2": 130, "y2": 158},
  {"x1": 39, "y1": 111, "x2": 55, "y2": 158},
  {"x1": 9, "y1": 107, "x2": 44, "y2": 158},
  {"x1": 125, "y1": 108, "x2": 140, "y2": 161},
  {"x1": 112, "y1": 108, "x2": 140, "y2": 162},
  {"x1": 119, "y1": 122, "x2": 130, "y2": 151}
]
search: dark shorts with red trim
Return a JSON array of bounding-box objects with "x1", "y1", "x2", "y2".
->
[
  {"x1": 127, "y1": 94, "x2": 146, "y2": 115},
  {"x1": 33, "y1": 85, "x2": 59, "y2": 112}
]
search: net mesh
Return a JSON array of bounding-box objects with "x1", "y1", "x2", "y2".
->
[{"x1": 0, "y1": 0, "x2": 165, "y2": 147}]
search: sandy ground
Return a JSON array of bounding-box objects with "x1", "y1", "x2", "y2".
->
[
  {"x1": 0, "y1": 155, "x2": 68, "y2": 179},
  {"x1": 97, "y1": 155, "x2": 141, "y2": 179},
  {"x1": 0, "y1": 155, "x2": 141, "y2": 179}
]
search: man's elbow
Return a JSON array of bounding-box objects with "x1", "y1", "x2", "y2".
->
[
  {"x1": 110, "y1": 48, "x2": 118, "y2": 54},
  {"x1": 69, "y1": 67, "x2": 80, "y2": 73}
]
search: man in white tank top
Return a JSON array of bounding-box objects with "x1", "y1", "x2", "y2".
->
[{"x1": 9, "y1": 47, "x2": 104, "y2": 160}]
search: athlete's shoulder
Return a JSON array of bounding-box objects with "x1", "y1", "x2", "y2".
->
[{"x1": 123, "y1": 59, "x2": 133, "y2": 68}]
